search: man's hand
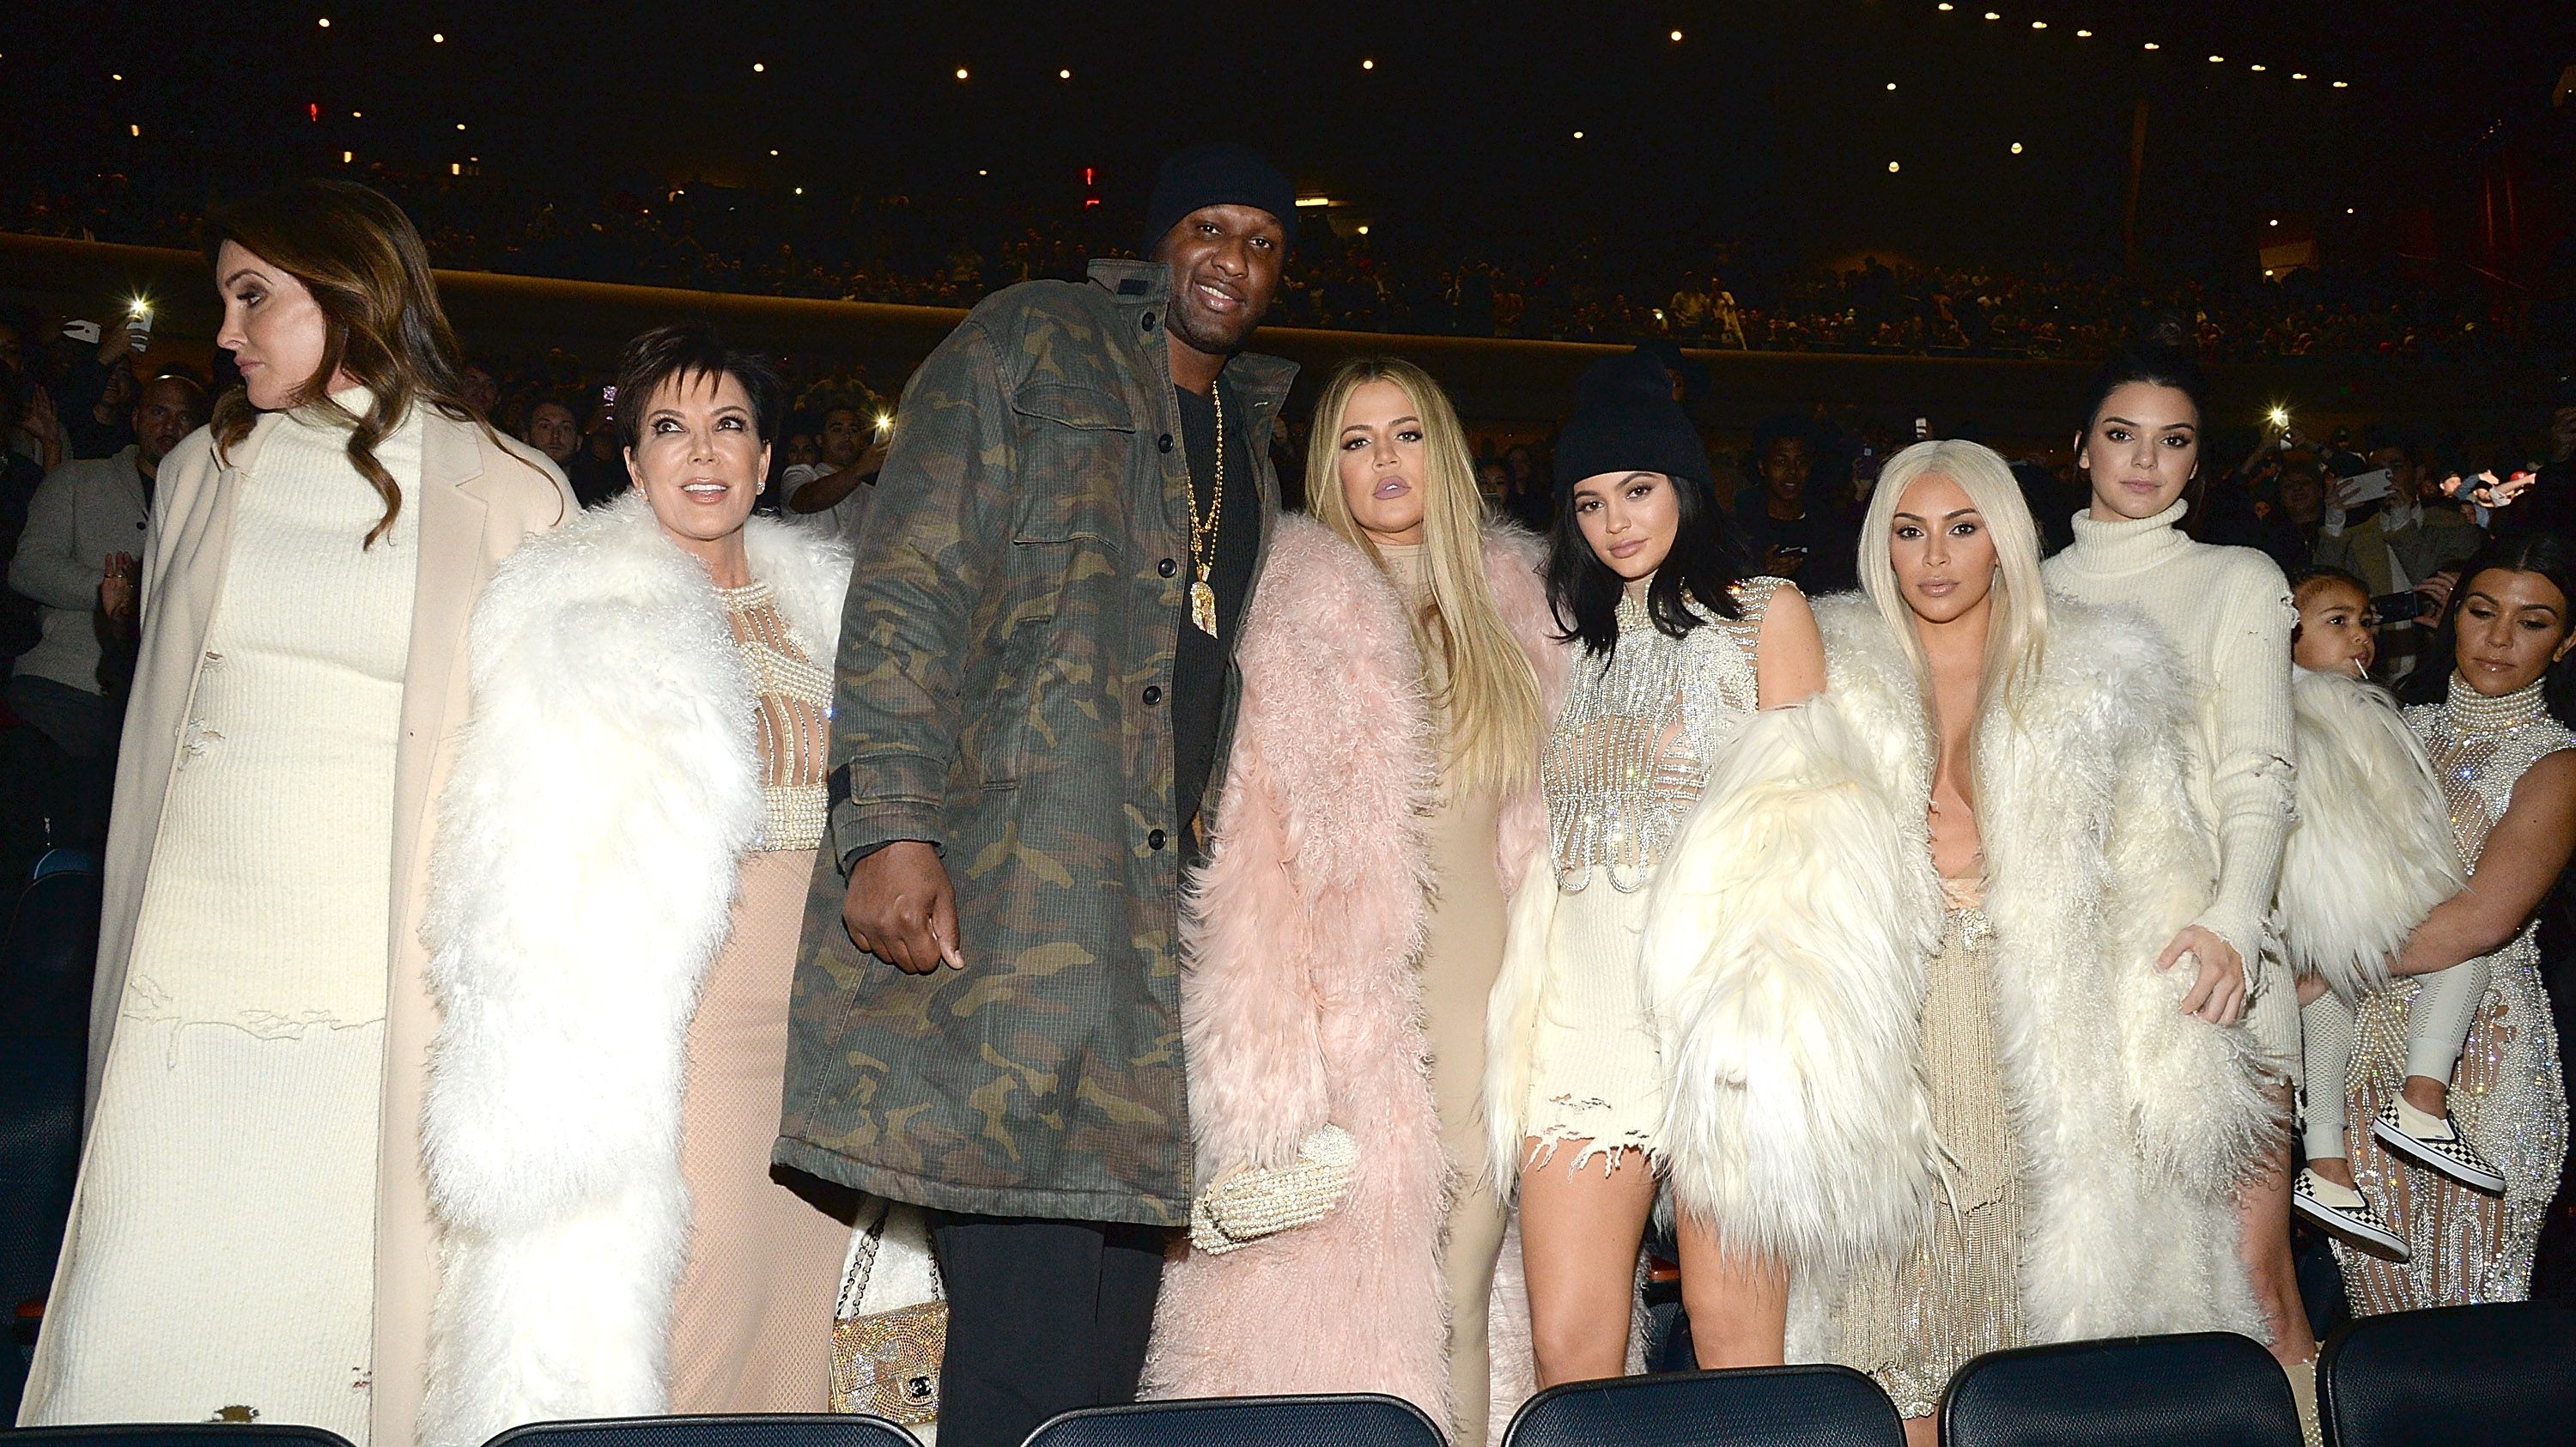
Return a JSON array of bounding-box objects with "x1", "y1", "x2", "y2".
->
[
  {"x1": 841, "y1": 839, "x2": 965, "y2": 974},
  {"x1": 99, "y1": 552, "x2": 138, "y2": 624}
]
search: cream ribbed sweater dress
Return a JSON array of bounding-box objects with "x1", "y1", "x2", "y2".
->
[
  {"x1": 27, "y1": 398, "x2": 421, "y2": 1441},
  {"x1": 2043, "y1": 499, "x2": 2300, "y2": 1065}
]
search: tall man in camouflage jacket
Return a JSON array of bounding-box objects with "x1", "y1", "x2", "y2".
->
[{"x1": 779, "y1": 145, "x2": 1298, "y2": 1447}]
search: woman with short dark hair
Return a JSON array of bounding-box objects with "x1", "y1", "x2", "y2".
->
[
  {"x1": 22, "y1": 178, "x2": 572, "y2": 1444},
  {"x1": 416, "y1": 325, "x2": 860, "y2": 1443}
]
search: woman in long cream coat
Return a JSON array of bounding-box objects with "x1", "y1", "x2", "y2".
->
[{"x1": 21, "y1": 179, "x2": 569, "y2": 1446}]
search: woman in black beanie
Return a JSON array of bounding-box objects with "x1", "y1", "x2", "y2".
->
[{"x1": 1484, "y1": 351, "x2": 1825, "y2": 1384}]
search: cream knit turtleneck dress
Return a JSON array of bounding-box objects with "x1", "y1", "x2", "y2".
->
[
  {"x1": 2043, "y1": 498, "x2": 2300, "y2": 1065},
  {"x1": 27, "y1": 396, "x2": 421, "y2": 1442}
]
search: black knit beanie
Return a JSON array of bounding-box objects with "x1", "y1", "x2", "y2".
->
[
  {"x1": 1141, "y1": 143, "x2": 1298, "y2": 258},
  {"x1": 1554, "y1": 350, "x2": 1710, "y2": 488}
]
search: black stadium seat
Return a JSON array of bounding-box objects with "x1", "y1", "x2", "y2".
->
[
  {"x1": 1024, "y1": 1395, "x2": 1442, "y2": 1447},
  {"x1": 480, "y1": 1416, "x2": 922, "y2": 1447},
  {"x1": 1940, "y1": 1333, "x2": 2300, "y2": 1447},
  {"x1": 1503, "y1": 1366, "x2": 1905, "y2": 1447},
  {"x1": 7, "y1": 1426, "x2": 357, "y2": 1447},
  {"x1": 2318, "y1": 1302, "x2": 2576, "y2": 1447}
]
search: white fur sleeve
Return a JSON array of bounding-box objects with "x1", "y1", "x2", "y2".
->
[
  {"x1": 419, "y1": 587, "x2": 764, "y2": 1237},
  {"x1": 1640, "y1": 702, "x2": 1943, "y2": 1271},
  {"x1": 2275, "y1": 668, "x2": 2464, "y2": 999}
]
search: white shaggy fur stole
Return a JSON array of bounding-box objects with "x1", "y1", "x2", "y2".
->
[
  {"x1": 2275, "y1": 666, "x2": 2463, "y2": 999},
  {"x1": 417, "y1": 492, "x2": 850, "y2": 1447},
  {"x1": 1642, "y1": 700, "x2": 1945, "y2": 1271}
]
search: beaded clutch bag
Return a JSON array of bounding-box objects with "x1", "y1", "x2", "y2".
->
[
  {"x1": 1188, "y1": 1124, "x2": 1358, "y2": 1256},
  {"x1": 830, "y1": 1198, "x2": 945, "y2": 1426}
]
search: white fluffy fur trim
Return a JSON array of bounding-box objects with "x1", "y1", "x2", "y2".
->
[
  {"x1": 2276, "y1": 666, "x2": 2463, "y2": 998},
  {"x1": 417, "y1": 492, "x2": 852, "y2": 1444},
  {"x1": 1642, "y1": 702, "x2": 1943, "y2": 1270},
  {"x1": 1482, "y1": 875, "x2": 1559, "y2": 1193}
]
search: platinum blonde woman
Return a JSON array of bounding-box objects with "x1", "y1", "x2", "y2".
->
[
  {"x1": 1144, "y1": 358, "x2": 1562, "y2": 1445},
  {"x1": 1643, "y1": 440, "x2": 2269, "y2": 1444}
]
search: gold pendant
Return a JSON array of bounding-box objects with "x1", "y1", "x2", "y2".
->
[{"x1": 1190, "y1": 579, "x2": 1218, "y2": 637}]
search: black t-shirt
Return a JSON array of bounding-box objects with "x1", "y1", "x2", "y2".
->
[{"x1": 1170, "y1": 374, "x2": 1261, "y2": 859}]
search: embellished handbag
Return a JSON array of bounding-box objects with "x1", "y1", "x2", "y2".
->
[
  {"x1": 829, "y1": 1197, "x2": 945, "y2": 1429},
  {"x1": 1188, "y1": 1123, "x2": 1358, "y2": 1255}
]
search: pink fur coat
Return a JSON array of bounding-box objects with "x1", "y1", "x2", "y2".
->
[{"x1": 1142, "y1": 515, "x2": 1564, "y2": 1426}]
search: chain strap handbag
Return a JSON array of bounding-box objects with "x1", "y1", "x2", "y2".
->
[
  {"x1": 1188, "y1": 1123, "x2": 1358, "y2": 1256},
  {"x1": 829, "y1": 1196, "x2": 946, "y2": 1428}
]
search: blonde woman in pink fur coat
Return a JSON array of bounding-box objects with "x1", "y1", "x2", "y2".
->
[{"x1": 1143, "y1": 359, "x2": 1564, "y2": 1445}]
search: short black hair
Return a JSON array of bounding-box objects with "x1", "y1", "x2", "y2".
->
[{"x1": 611, "y1": 325, "x2": 783, "y2": 456}]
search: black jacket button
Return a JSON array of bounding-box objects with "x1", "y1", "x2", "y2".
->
[
  {"x1": 1158, "y1": 433, "x2": 1173, "y2": 453},
  {"x1": 1143, "y1": 685, "x2": 1162, "y2": 705},
  {"x1": 1158, "y1": 557, "x2": 1178, "y2": 577},
  {"x1": 1142, "y1": 312, "x2": 1157, "y2": 331},
  {"x1": 1148, "y1": 829, "x2": 1168, "y2": 851}
]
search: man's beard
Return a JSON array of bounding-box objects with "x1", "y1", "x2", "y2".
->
[{"x1": 1165, "y1": 282, "x2": 1260, "y2": 360}]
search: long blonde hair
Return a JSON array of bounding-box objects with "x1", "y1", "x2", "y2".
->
[
  {"x1": 1855, "y1": 439, "x2": 2050, "y2": 752},
  {"x1": 1306, "y1": 357, "x2": 1543, "y2": 798}
]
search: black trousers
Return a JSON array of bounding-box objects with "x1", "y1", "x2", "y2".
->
[{"x1": 926, "y1": 1212, "x2": 1167, "y2": 1447}]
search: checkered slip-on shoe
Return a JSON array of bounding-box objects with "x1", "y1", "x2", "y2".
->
[
  {"x1": 2372, "y1": 1099, "x2": 2507, "y2": 1195},
  {"x1": 2291, "y1": 1168, "x2": 2410, "y2": 1261}
]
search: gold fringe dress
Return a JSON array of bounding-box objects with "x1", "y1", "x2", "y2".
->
[{"x1": 1835, "y1": 878, "x2": 2027, "y2": 1418}]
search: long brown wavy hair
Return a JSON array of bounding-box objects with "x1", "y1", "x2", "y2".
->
[{"x1": 205, "y1": 179, "x2": 477, "y2": 548}]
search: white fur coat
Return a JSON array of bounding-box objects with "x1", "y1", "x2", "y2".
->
[
  {"x1": 1642, "y1": 592, "x2": 2273, "y2": 1359},
  {"x1": 416, "y1": 492, "x2": 852, "y2": 1447},
  {"x1": 2275, "y1": 666, "x2": 2464, "y2": 999}
]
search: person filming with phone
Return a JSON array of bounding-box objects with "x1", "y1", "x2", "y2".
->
[{"x1": 2315, "y1": 433, "x2": 2480, "y2": 681}]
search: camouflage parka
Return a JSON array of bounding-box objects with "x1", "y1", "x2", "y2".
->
[{"x1": 776, "y1": 259, "x2": 1294, "y2": 1225}]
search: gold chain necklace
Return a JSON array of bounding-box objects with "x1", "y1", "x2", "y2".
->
[{"x1": 1188, "y1": 381, "x2": 1224, "y2": 637}]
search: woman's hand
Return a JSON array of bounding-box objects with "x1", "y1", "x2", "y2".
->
[{"x1": 2159, "y1": 924, "x2": 2248, "y2": 1025}]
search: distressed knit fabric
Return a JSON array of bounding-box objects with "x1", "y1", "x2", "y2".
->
[
  {"x1": 2044, "y1": 499, "x2": 2299, "y2": 1061},
  {"x1": 24, "y1": 392, "x2": 420, "y2": 1442}
]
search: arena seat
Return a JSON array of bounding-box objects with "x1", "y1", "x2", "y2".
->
[
  {"x1": 1939, "y1": 1332, "x2": 2300, "y2": 1446},
  {"x1": 7, "y1": 1426, "x2": 356, "y2": 1447},
  {"x1": 1023, "y1": 1394, "x2": 1442, "y2": 1447},
  {"x1": 1502, "y1": 1365, "x2": 1905, "y2": 1447},
  {"x1": 480, "y1": 1416, "x2": 922, "y2": 1447},
  {"x1": 2317, "y1": 1302, "x2": 2576, "y2": 1447},
  {"x1": 0, "y1": 847, "x2": 103, "y2": 1419}
]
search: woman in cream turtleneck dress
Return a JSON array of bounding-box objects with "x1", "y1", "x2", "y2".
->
[
  {"x1": 2041, "y1": 338, "x2": 2309, "y2": 1375},
  {"x1": 1308, "y1": 359, "x2": 1559, "y2": 1444},
  {"x1": 25, "y1": 181, "x2": 572, "y2": 1443}
]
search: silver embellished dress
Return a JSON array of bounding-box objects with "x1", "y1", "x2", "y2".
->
[
  {"x1": 1522, "y1": 578, "x2": 1784, "y2": 1168},
  {"x1": 2334, "y1": 675, "x2": 2572, "y2": 1310}
]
